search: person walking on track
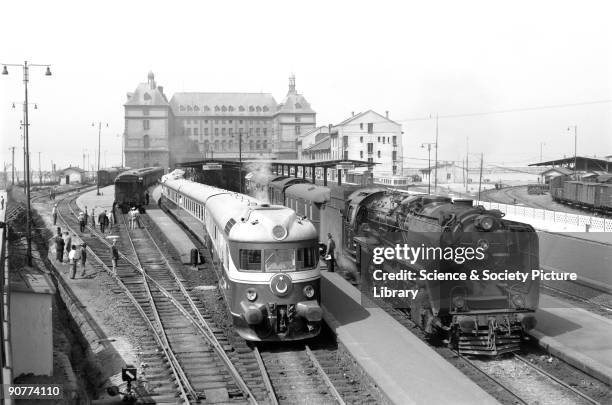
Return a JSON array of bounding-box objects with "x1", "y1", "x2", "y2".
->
[
  {"x1": 54, "y1": 229, "x2": 65, "y2": 264},
  {"x1": 98, "y1": 210, "x2": 109, "y2": 233},
  {"x1": 80, "y1": 243, "x2": 88, "y2": 277},
  {"x1": 91, "y1": 208, "x2": 96, "y2": 227},
  {"x1": 78, "y1": 211, "x2": 86, "y2": 233},
  {"x1": 68, "y1": 245, "x2": 80, "y2": 279},
  {"x1": 52, "y1": 204, "x2": 58, "y2": 225},
  {"x1": 84, "y1": 205, "x2": 88, "y2": 225},
  {"x1": 111, "y1": 240, "x2": 119, "y2": 274}
]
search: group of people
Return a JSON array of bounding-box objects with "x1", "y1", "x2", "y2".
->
[
  {"x1": 48, "y1": 187, "x2": 57, "y2": 200},
  {"x1": 53, "y1": 227, "x2": 87, "y2": 279}
]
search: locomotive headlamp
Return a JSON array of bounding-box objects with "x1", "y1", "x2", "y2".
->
[
  {"x1": 453, "y1": 295, "x2": 466, "y2": 309},
  {"x1": 477, "y1": 239, "x2": 490, "y2": 251},
  {"x1": 246, "y1": 288, "x2": 257, "y2": 302},
  {"x1": 511, "y1": 294, "x2": 525, "y2": 309},
  {"x1": 475, "y1": 215, "x2": 495, "y2": 231},
  {"x1": 303, "y1": 285, "x2": 315, "y2": 299}
]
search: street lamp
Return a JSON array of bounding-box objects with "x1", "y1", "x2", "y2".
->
[
  {"x1": 92, "y1": 122, "x2": 109, "y2": 194},
  {"x1": 567, "y1": 125, "x2": 577, "y2": 177},
  {"x1": 421, "y1": 142, "x2": 435, "y2": 194},
  {"x1": 540, "y1": 142, "x2": 546, "y2": 163},
  {"x1": 2, "y1": 61, "x2": 52, "y2": 266}
]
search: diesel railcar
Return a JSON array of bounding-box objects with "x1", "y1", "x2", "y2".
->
[
  {"x1": 114, "y1": 167, "x2": 164, "y2": 211},
  {"x1": 345, "y1": 191, "x2": 539, "y2": 355},
  {"x1": 161, "y1": 176, "x2": 323, "y2": 341}
]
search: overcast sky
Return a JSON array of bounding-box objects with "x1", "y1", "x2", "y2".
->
[{"x1": 1, "y1": 0, "x2": 610, "y2": 171}]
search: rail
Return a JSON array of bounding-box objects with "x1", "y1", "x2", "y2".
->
[{"x1": 474, "y1": 199, "x2": 612, "y2": 232}]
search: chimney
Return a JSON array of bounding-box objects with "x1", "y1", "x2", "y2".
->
[
  {"x1": 385, "y1": 110, "x2": 389, "y2": 119},
  {"x1": 351, "y1": 111, "x2": 354, "y2": 117}
]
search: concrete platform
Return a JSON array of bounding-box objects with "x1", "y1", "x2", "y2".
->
[
  {"x1": 146, "y1": 208, "x2": 197, "y2": 264},
  {"x1": 530, "y1": 294, "x2": 612, "y2": 385},
  {"x1": 76, "y1": 185, "x2": 115, "y2": 222},
  {"x1": 321, "y1": 272, "x2": 497, "y2": 405}
]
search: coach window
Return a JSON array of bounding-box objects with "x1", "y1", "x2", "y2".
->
[{"x1": 239, "y1": 250, "x2": 262, "y2": 271}]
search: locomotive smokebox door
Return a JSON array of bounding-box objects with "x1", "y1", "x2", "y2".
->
[{"x1": 122, "y1": 365, "x2": 137, "y2": 382}]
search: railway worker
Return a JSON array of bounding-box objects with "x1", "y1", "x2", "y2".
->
[
  {"x1": 133, "y1": 208, "x2": 142, "y2": 228},
  {"x1": 91, "y1": 208, "x2": 96, "y2": 227},
  {"x1": 145, "y1": 190, "x2": 150, "y2": 206},
  {"x1": 98, "y1": 210, "x2": 109, "y2": 233},
  {"x1": 68, "y1": 245, "x2": 80, "y2": 279},
  {"x1": 110, "y1": 240, "x2": 119, "y2": 274},
  {"x1": 79, "y1": 243, "x2": 88, "y2": 277},
  {"x1": 1, "y1": 195, "x2": 4, "y2": 210},
  {"x1": 54, "y1": 229, "x2": 65, "y2": 264},
  {"x1": 48, "y1": 187, "x2": 53, "y2": 200},
  {"x1": 52, "y1": 203, "x2": 58, "y2": 225},
  {"x1": 107, "y1": 209, "x2": 114, "y2": 228},
  {"x1": 78, "y1": 211, "x2": 86, "y2": 233},
  {"x1": 64, "y1": 232, "x2": 72, "y2": 263},
  {"x1": 83, "y1": 205, "x2": 88, "y2": 225},
  {"x1": 325, "y1": 233, "x2": 336, "y2": 273}
]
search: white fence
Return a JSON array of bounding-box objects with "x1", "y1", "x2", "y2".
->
[{"x1": 475, "y1": 200, "x2": 612, "y2": 232}]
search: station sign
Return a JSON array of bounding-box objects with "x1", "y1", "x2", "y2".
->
[
  {"x1": 202, "y1": 163, "x2": 223, "y2": 170},
  {"x1": 336, "y1": 163, "x2": 355, "y2": 171}
]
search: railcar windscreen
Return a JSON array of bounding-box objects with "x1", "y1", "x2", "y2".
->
[
  {"x1": 239, "y1": 250, "x2": 262, "y2": 271},
  {"x1": 264, "y1": 249, "x2": 295, "y2": 272}
]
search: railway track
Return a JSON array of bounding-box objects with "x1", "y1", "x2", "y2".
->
[
  {"x1": 56, "y1": 194, "x2": 261, "y2": 403},
  {"x1": 384, "y1": 306, "x2": 610, "y2": 405},
  {"x1": 155, "y1": 203, "x2": 381, "y2": 405}
]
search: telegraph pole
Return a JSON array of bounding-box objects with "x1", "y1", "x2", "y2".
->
[
  {"x1": 38, "y1": 151, "x2": 42, "y2": 185},
  {"x1": 92, "y1": 122, "x2": 108, "y2": 194},
  {"x1": 434, "y1": 114, "x2": 439, "y2": 192},
  {"x1": 9, "y1": 146, "x2": 15, "y2": 185},
  {"x1": 465, "y1": 137, "x2": 469, "y2": 193},
  {"x1": 478, "y1": 153, "x2": 484, "y2": 201},
  {"x1": 421, "y1": 142, "x2": 435, "y2": 194},
  {"x1": 567, "y1": 125, "x2": 577, "y2": 177}
]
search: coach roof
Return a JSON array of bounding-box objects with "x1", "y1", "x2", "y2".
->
[{"x1": 285, "y1": 184, "x2": 330, "y2": 203}]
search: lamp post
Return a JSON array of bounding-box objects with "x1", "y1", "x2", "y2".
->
[
  {"x1": 2, "y1": 61, "x2": 52, "y2": 266},
  {"x1": 540, "y1": 142, "x2": 545, "y2": 163},
  {"x1": 421, "y1": 142, "x2": 435, "y2": 194},
  {"x1": 567, "y1": 125, "x2": 577, "y2": 177},
  {"x1": 92, "y1": 122, "x2": 108, "y2": 194}
]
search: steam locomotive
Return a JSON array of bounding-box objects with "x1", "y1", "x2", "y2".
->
[
  {"x1": 160, "y1": 175, "x2": 323, "y2": 341},
  {"x1": 345, "y1": 189, "x2": 539, "y2": 355},
  {"x1": 246, "y1": 173, "x2": 540, "y2": 355}
]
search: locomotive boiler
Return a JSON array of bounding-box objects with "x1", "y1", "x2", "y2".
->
[{"x1": 346, "y1": 190, "x2": 539, "y2": 355}]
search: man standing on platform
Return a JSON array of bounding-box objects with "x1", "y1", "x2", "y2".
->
[
  {"x1": 80, "y1": 243, "x2": 88, "y2": 277},
  {"x1": 325, "y1": 233, "x2": 336, "y2": 273},
  {"x1": 78, "y1": 211, "x2": 86, "y2": 233},
  {"x1": 68, "y1": 245, "x2": 80, "y2": 279},
  {"x1": 52, "y1": 204, "x2": 58, "y2": 225},
  {"x1": 111, "y1": 239, "x2": 119, "y2": 274},
  {"x1": 54, "y1": 228, "x2": 65, "y2": 264}
]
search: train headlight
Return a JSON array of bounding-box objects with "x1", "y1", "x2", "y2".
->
[
  {"x1": 453, "y1": 295, "x2": 466, "y2": 309},
  {"x1": 303, "y1": 285, "x2": 315, "y2": 299},
  {"x1": 246, "y1": 288, "x2": 257, "y2": 302},
  {"x1": 477, "y1": 239, "x2": 490, "y2": 251},
  {"x1": 511, "y1": 294, "x2": 525, "y2": 309},
  {"x1": 475, "y1": 215, "x2": 495, "y2": 231}
]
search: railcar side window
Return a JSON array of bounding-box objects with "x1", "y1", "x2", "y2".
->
[
  {"x1": 296, "y1": 247, "x2": 318, "y2": 270},
  {"x1": 264, "y1": 249, "x2": 295, "y2": 272},
  {"x1": 239, "y1": 250, "x2": 262, "y2": 271}
]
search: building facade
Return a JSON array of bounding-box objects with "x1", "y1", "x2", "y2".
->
[
  {"x1": 124, "y1": 73, "x2": 315, "y2": 169},
  {"x1": 329, "y1": 110, "x2": 403, "y2": 176}
]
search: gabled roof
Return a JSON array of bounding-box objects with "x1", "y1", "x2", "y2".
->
[
  {"x1": 333, "y1": 109, "x2": 401, "y2": 128},
  {"x1": 277, "y1": 92, "x2": 315, "y2": 114},
  {"x1": 125, "y1": 82, "x2": 169, "y2": 107},
  {"x1": 303, "y1": 136, "x2": 330, "y2": 152},
  {"x1": 59, "y1": 166, "x2": 85, "y2": 174},
  {"x1": 169, "y1": 93, "x2": 277, "y2": 116},
  {"x1": 540, "y1": 167, "x2": 573, "y2": 176}
]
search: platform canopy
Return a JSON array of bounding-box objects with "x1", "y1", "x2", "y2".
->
[{"x1": 528, "y1": 156, "x2": 611, "y2": 172}]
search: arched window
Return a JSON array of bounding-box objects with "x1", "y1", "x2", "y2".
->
[
  {"x1": 263, "y1": 106, "x2": 269, "y2": 112},
  {"x1": 229, "y1": 140, "x2": 233, "y2": 150},
  {"x1": 222, "y1": 140, "x2": 227, "y2": 151},
  {"x1": 249, "y1": 106, "x2": 254, "y2": 112},
  {"x1": 256, "y1": 140, "x2": 261, "y2": 150},
  {"x1": 215, "y1": 105, "x2": 220, "y2": 112},
  {"x1": 204, "y1": 140, "x2": 210, "y2": 151},
  {"x1": 222, "y1": 106, "x2": 227, "y2": 112},
  {"x1": 194, "y1": 105, "x2": 200, "y2": 111},
  {"x1": 239, "y1": 106, "x2": 245, "y2": 112},
  {"x1": 187, "y1": 105, "x2": 193, "y2": 111},
  {"x1": 256, "y1": 106, "x2": 261, "y2": 112},
  {"x1": 249, "y1": 140, "x2": 254, "y2": 150},
  {"x1": 143, "y1": 135, "x2": 150, "y2": 149},
  {"x1": 214, "y1": 140, "x2": 219, "y2": 150},
  {"x1": 229, "y1": 106, "x2": 234, "y2": 112}
]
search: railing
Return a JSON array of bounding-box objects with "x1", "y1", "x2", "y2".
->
[{"x1": 474, "y1": 199, "x2": 612, "y2": 232}]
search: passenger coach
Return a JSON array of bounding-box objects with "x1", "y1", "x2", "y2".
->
[{"x1": 161, "y1": 176, "x2": 323, "y2": 341}]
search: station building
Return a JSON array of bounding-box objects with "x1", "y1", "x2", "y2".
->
[{"x1": 124, "y1": 73, "x2": 316, "y2": 169}]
